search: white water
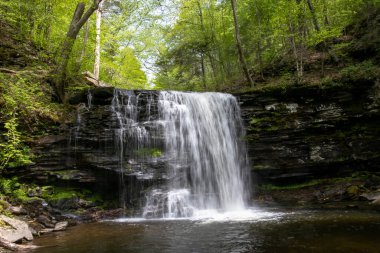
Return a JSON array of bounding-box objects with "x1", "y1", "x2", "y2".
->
[
  {"x1": 111, "y1": 90, "x2": 152, "y2": 209},
  {"x1": 143, "y1": 91, "x2": 250, "y2": 218}
]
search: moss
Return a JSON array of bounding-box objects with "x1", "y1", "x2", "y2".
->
[
  {"x1": 248, "y1": 115, "x2": 289, "y2": 132},
  {"x1": 252, "y1": 164, "x2": 273, "y2": 171},
  {"x1": 134, "y1": 148, "x2": 163, "y2": 158},
  {"x1": 249, "y1": 118, "x2": 261, "y2": 125},
  {"x1": 42, "y1": 187, "x2": 81, "y2": 200}
]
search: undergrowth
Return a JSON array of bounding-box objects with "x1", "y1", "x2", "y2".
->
[{"x1": 0, "y1": 73, "x2": 66, "y2": 169}]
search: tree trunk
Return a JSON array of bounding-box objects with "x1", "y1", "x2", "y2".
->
[
  {"x1": 306, "y1": 0, "x2": 320, "y2": 32},
  {"x1": 288, "y1": 20, "x2": 303, "y2": 79},
  {"x1": 76, "y1": 19, "x2": 90, "y2": 71},
  {"x1": 94, "y1": 1, "x2": 104, "y2": 82},
  {"x1": 230, "y1": 0, "x2": 254, "y2": 87},
  {"x1": 196, "y1": 0, "x2": 207, "y2": 89},
  {"x1": 53, "y1": 0, "x2": 103, "y2": 102}
]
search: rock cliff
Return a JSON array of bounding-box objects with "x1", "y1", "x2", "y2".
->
[
  {"x1": 237, "y1": 80, "x2": 380, "y2": 186},
  {"x1": 16, "y1": 80, "x2": 380, "y2": 207}
]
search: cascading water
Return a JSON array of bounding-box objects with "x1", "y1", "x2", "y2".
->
[
  {"x1": 67, "y1": 88, "x2": 251, "y2": 219},
  {"x1": 111, "y1": 90, "x2": 152, "y2": 209},
  {"x1": 143, "y1": 91, "x2": 250, "y2": 218}
]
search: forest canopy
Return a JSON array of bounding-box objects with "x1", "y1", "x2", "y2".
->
[{"x1": 0, "y1": 0, "x2": 378, "y2": 94}]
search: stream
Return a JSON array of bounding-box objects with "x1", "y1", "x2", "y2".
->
[{"x1": 32, "y1": 208, "x2": 380, "y2": 253}]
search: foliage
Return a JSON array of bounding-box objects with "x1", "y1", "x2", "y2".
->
[
  {"x1": 0, "y1": 73, "x2": 64, "y2": 169},
  {"x1": 0, "y1": 177, "x2": 31, "y2": 201},
  {"x1": 0, "y1": 0, "x2": 149, "y2": 90},
  {"x1": 0, "y1": 74, "x2": 62, "y2": 123},
  {"x1": 0, "y1": 116, "x2": 31, "y2": 169},
  {"x1": 154, "y1": 0, "x2": 374, "y2": 90},
  {"x1": 340, "y1": 60, "x2": 379, "y2": 82}
]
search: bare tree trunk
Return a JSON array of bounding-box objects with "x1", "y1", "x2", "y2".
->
[
  {"x1": 207, "y1": 53, "x2": 219, "y2": 89},
  {"x1": 288, "y1": 20, "x2": 302, "y2": 79},
  {"x1": 93, "y1": 1, "x2": 104, "y2": 82},
  {"x1": 196, "y1": 0, "x2": 207, "y2": 89},
  {"x1": 53, "y1": 0, "x2": 103, "y2": 102},
  {"x1": 76, "y1": 19, "x2": 90, "y2": 70},
  {"x1": 306, "y1": 0, "x2": 320, "y2": 32},
  {"x1": 254, "y1": 1, "x2": 264, "y2": 79},
  {"x1": 230, "y1": 0, "x2": 254, "y2": 87},
  {"x1": 200, "y1": 54, "x2": 207, "y2": 89}
]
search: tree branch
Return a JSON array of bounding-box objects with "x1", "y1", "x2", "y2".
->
[
  {"x1": 67, "y1": 3, "x2": 85, "y2": 37},
  {"x1": 76, "y1": 0, "x2": 103, "y2": 29}
]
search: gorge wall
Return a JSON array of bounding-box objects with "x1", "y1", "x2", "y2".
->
[
  {"x1": 238, "y1": 80, "x2": 380, "y2": 186},
  {"x1": 16, "y1": 80, "x2": 380, "y2": 209}
]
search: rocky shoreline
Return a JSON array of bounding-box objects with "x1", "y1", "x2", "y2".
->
[{"x1": 0, "y1": 197, "x2": 125, "y2": 251}]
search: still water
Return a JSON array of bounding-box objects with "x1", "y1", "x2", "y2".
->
[{"x1": 32, "y1": 208, "x2": 380, "y2": 253}]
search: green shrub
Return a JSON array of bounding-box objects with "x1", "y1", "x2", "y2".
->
[
  {"x1": 0, "y1": 116, "x2": 32, "y2": 169},
  {"x1": 340, "y1": 60, "x2": 379, "y2": 82}
]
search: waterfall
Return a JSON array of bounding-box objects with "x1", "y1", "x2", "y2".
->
[
  {"x1": 111, "y1": 90, "x2": 152, "y2": 209},
  {"x1": 68, "y1": 88, "x2": 250, "y2": 217},
  {"x1": 143, "y1": 91, "x2": 250, "y2": 218}
]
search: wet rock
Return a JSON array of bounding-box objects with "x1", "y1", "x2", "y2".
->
[
  {"x1": 372, "y1": 198, "x2": 380, "y2": 206},
  {"x1": 34, "y1": 135, "x2": 66, "y2": 145},
  {"x1": 0, "y1": 215, "x2": 33, "y2": 242},
  {"x1": 78, "y1": 199, "x2": 97, "y2": 208},
  {"x1": 40, "y1": 228, "x2": 54, "y2": 234},
  {"x1": 36, "y1": 215, "x2": 55, "y2": 228},
  {"x1": 345, "y1": 185, "x2": 360, "y2": 199},
  {"x1": 28, "y1": 221, "x2": 51, "y2": 236},
  {"x1": 54, "y1": 221, "x2": 68, "y2": 231},
  {"x1": 49, "y1": 197, "x2": 80, "y2": 210},
  {"x1": 7, "y1": 206, "x2": 27, "y2": 215},
  {"x1": 237, "y1": 82, "x2": 380, "y2": 185},
  {"x1": 360, "y1": 191, "x2": 380, "y2": 205},
  {"x1": 346, "y1": 204, "x2": 359, "y2": 209}
]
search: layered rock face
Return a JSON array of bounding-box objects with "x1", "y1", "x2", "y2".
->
[
  {"x1": 22, "y1": 88, "x2": 166, "y2": 207},
  {"x1": 22, "y1": 81, "x2": 380, "y2": 208},
  {"x1": 237, "y1": 81, "x2": 380, "y2": 185}
]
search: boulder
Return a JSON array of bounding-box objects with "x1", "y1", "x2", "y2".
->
[
  {"x1": 36, "y1": 215, "x2": 55, "y2": 228},
  {"x1": 40, "y1": 228, "x2": 54, "y2": 234},
  {"x1": 360, "y1": 191, "x2": 380, "y2": 205},
  {"x1": 54, "y1": 221, "x2": 68, "y2": 231},
  {"x1": 7, "y1": 205, "x2": 27, "y2": 215},
  {"x1": 346, "y1": 185, "x2": 360, "y2": 199},
  {"x1": 49, "y1": 196, "x2": 80, "y2": 210},
  {"x1": 0, "y1": 215, "x2": 33, "y2": 242}
]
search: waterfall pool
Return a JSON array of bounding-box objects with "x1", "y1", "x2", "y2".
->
[{"x1": 31, "y1": 208, "x2": 380, "y2": 253}]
